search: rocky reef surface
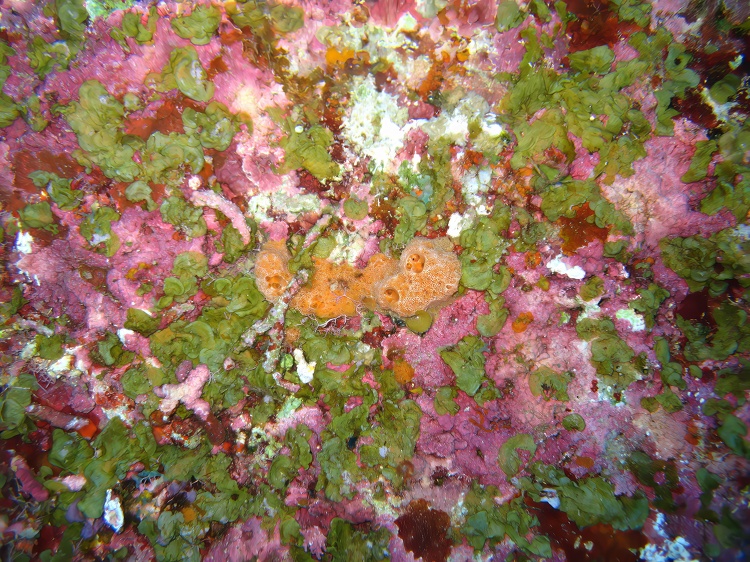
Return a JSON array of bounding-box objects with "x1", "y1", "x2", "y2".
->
[{"x1": 0, "y1": 0, "x2": 748, "y2": 560}]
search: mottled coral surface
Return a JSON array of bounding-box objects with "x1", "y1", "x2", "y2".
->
[{"x1": 0, "y1": 0, "x2": 749, "y2": 561}]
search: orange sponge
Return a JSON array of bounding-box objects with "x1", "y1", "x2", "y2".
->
[
  {"x1": 291, "y1": 253, "x2": 398, "y2": 319},
  {"x1": 291, "y1": 258, "x2": 360, "y2": 318},
  {"x1": 374, "y1": 237, "x2": 461, "y2": 318},
  {"x1": 254, "y1": 240, "x2": 293, "y2": 302},
  {"x1": 254, "y1": 237, "x2": 460, "y2": 321}
]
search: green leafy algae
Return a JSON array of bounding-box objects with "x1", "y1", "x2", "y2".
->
[
  {"x1": 151, "y1": 273, "x2": 267, "y2": 372},
  {"x1": 317, "y1": 435, "x2": 362, "y2": 501},
  {"x1": 576, "y1": 317, "x2": 639, "y2": 392},
  {"x1": 627, "y1": 451, "x2": 680, "y2": 511},
  {"x1": 677, "y1": 301, "x2": 750, "y2": 363},
  {"x1": 55, "y1": 0, "x2": 89, "y2": 40},
  {"x1": 495, "y1": 0, "x2": 526, "y2": 32},
  {"x1": 521, "y1": 462, "x2": 649, "y2": 530},
  {"x1": 629, "y1": 30, "x2": 698, "y2": 136},
  {"x1": 343, "y1": 196, "x2": 368, "y2": 220},
  {"x1": 699, "y1": 123, "x2": 750, "y2": 221},
  {"x1": 19, "y1": 202, "x2": 57, "y2": 233},
  {"x1": 278, "y1": 123, "x2": 340, "y2": 181},
  {"x1": 459, "y1": 210, "x2": 511, "y2": 290},
  {"x1": 324, "y1": 518, "x2": 390, "y2": 562},
  {"x1": 110, "y1": 7, "x2": 158, "y2": 47},
  {"x1": 269, "y1": 4, "x2": 305, "y2": 34},
  {"x1": 393, "y1": 196, "x2": 428, "y2": 247},
  {"x1": 498, "y1": 433, "x2": 537, "y2": 477},
  {"x1": 124, "y1": 308, "x2": 160, "y2": 336},
  {"x1": 94, "y1": 331, "x2": 134, "y2": 367},
  {"x1": 151, "y1": 46, "x2": 215, "y2": 102},
  {"x1": 476, "y1": 295, "x2": 508, "y2": 337},
  {"x1": 502, "y1": 38, "x2": 652, "y2": 183},
  {"x1": 171, "y1": 5, "x2": 221, "y2": 45},
  {"x1": 0, "y1": 374, "x2": 38, "y2": 438},
  {"x1": 528, "y1": 366, "x2": 573, "y2": 401},
  {"x1": 360, "y1": 399, "x2": 421, "y2": 486},
  {"x1": 59, "y1": 80, "x2": 140, "y2": 182},
  {"x1": 540, "y1": 178, "x2": 632, "y2": 234},
  {"x1": 579, "y1": 276, "x2": 604, "y2": 301},
  {"x1": 121, "y1": 364, "x2": 165, "y2": 399},
  {"x1": 440, "y1": 335, "x2": 487, "y2": 397},
  {"x1": 35, "y1": 333, "x2": 65, "y2": 360},
  {"x1": 661, "y1": 228, "x2": 750, "y2": 297},
  {"x1": 629, "y1": 283, "x2": 669, "y2": 330},
  {"x1": 611, "y1": 0, "x2": 652, "y2": 26},
  {"x1": 0, "y1": 42, "x2": 21, "y2": 127},
  {"x1": 568, "y1": 45, "x2": 615, "y2": 75},
  {"x1": 79, "y1": 205, "x2": 120, "y2": 256},
  {"x1": 76, "y1": 418, "x2": 158, "y2": 518},
  {"x1": 141, "y1": 132, "x2": 205, "y2": 183},
  {"x1": 124, "y1": 180, "x2": 157, "y2": 211},
  {"x1": 461, "y1": 480, "x2": 551, "y2": 556},
  {"x1": 510, "y1": 108, "x2": 574, "y2": 170},
  {"x1": 29, "y1": 171, "x2": 82, "y2": 210},
  {"x1": 682, "y1": 140, "x2": 718, "y2": 183},
  {"x1": 562, "y1": 413, "x2": 586, "y2": 431},
  {"x1": 160, "y1": 196, "x2": 207, "y2": 239},
  {"x1": 183, "y1": 102, "x2": 241, "y2": 151},
  {"x1": 434, "y1": 386, "x2": 460, "y2": 415},
  {"x1": 217, "y1": 224, "x2": 249, "y2": 263},
  {"x1": 717, "y1": 415, "x2": 750, "y2": 458}
]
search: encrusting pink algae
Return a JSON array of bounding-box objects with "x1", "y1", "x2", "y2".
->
[{"x1": 0, "y1": 0, "x2": 748, "y2": 560}]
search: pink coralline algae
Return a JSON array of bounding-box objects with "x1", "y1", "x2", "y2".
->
[
  {"x1": 155, "y1": 364, "x2": 211, "y2": 421},
  {"x1": 189, "y1": 189, "x2": 252, "y2": 245},
  {"x1": 0, "y1": 0, "x2": 748, "y2": 561}
]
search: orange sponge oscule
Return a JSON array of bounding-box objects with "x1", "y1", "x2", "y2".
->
[
  {"x1": 373, "y1": 237, "x2": 461, "y2": 318},
  {"x1": 254, "y1": 237, "x2": 460, "y2": 320}
]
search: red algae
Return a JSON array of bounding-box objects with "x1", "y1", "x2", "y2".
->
[
  {"x1": 558, "y1": 203, "x2": 610, "y2": 256},
  {"x1": 562, "y1": 0, "x2": 641, "y2": 53},
  {"x1": 529, "y1": 500, "x2": 648, "y2": 561},
  {"x1": 395, "y1": 499, "x2": 453, "y2": 562}
]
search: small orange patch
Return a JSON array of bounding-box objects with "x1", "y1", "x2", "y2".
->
[
  {"x1": 284, "y1": 326, "x2": 301, "y2": 346},
  {"x1": 152, "y1": 425, "x2": 170, "y2": 443},
  {"x1": 462, "y1": 149, "x2": 484, "y2": 169},
  {"x1": 525, "y1": 251, "x2": 541, "y2": 268},
  {"x1": 219, "y1": 27, "x2": 243, "y2": 45},
  {"x1": 511, "y1": 311, "x2": 534, "y2": 333},
  {"x1": 417, "y1": 60, "x2": 444, "y2": 100},
  {"x1": 207, "y1": 55, "x2": 228, "y2": 79},
  {"x1": 77, "y1": 420, "x2": 98, "y2": 439},
  {"x1": 456, "y1": 48, "x2": 470, "y2": 62},
  {"x1": 326, "y1": 47, "x2": 355, "y2": 66},
  {"x1": 574, "y1": 456, "x2": 595, "y2": 469},
  {"x1": 686, "y1": 417, "x2": 702, "y2": 445},
  {"x1": 125, "y1": 262, "x2": 150, "y2": 281},
  {"x1": 393, "y1": 359, "x2": 415, "y2": 385},
  {"x1": 182, "y1": 506, "x2": 197, "y2": 523}
]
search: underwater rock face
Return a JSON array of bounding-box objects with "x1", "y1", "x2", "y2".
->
[{"x1": 0, "y1": 1, "x2": 748, "y2": 561}]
